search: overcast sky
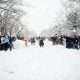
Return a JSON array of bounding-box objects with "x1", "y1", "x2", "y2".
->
[{"x1": 21, "y1": 0, "x2": 64, "y2": 34}]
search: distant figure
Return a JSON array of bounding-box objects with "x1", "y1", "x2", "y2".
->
[
  {"x1": 0, "y1": 36, "x2": 1, "y2": 50},
  {"x1": 39, "y1": 39, "x2": 44, "y2": 47},
  {"x1": 31, "y1": 38, "x2": 35, "y2": 45},
  {"x1": 8, "y1": 36, "x2": 13, "y2": 51},
  {"x1": 78, "y1": 36, "x2": 80, "y2": 49},
  {"x1": 24, "y1": 37, "x2": 28, "y2": 46},
  {"x1": 72, "y1": 36, "x2": 79, "y2": 50},
  {"x1": 1, "y1": 35, "x2": 9, "y2": 51},
  {"x1": 66, "y1": 36, "x2": 72, "y2": 49},
  {"x1": 62, "y1": 37, "x2": 66, "y2": 47}
]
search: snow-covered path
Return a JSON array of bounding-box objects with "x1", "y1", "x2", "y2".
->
[{"x1": 0, "y1": 40, "x2": 80, "y2": 80}]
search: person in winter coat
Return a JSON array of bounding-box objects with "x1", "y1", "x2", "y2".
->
[
  {"x1": 8, "y1": 36, "x2": 13, "y2": 51},
  {"x1": 0, "y1": 36, "x2": 1, "y2": 50},
  {"x1": 1, "y1": 35, "x2": 9, "y2": 51},
  {"x1": 39, "y1": 39, "x2": 44, "y2": 47},
  {"x1": 31, "y1": 38, "x2": 35, "y2": 45},
  {"x1": 72, "y1": 36, "x2": 79, "y2": 50},
  {"x1": 24, "y1": 37, "x2": 28, "y2": 46}
]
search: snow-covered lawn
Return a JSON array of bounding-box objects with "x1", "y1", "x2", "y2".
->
[{"x1": 0, "y1": 40, "x2": 80, "y2": 80}]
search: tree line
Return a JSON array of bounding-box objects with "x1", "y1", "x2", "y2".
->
[
  {"x1": 40, "y1": 0, "x2": 80, "y2": 37},
  {"x1": 0, "y1": 0, "x2": 27, "y2": 36}
]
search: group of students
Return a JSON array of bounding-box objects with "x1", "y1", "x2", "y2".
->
[
  {"x1": 1, "y1": 35, "x2": 80, "y2": 51},
  {"x1": 0, "y1": 35, "x2": 13, "y2": 51},
  {"x1": 50, "y1": 35, "x2": 80, "y2": 50},
  {"x1": 65, "y1": 36, "x2": 80, "y2": 49},
  {"x1": 29, "y1": 36, "x2": 80, "y2": 50},
  {"x1": 24, "y1": 37, "x2": 44, "y2": 47}
]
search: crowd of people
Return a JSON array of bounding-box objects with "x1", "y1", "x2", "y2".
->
[
  {"x1": 0, "y1": 35, "x2": 80, "y2": 51},
  {"x1": 0, "y1": 35, "x2": 13, "y2": 51},
  {"x1": 23, "y1": 37, "x2": 44, "y2": 47},
  {"x1": 50, "y1": 35, "x2": 80, "y2": 50},
  {"x1": 30, "y1": 36, "x2": 80, "y2": 50}
]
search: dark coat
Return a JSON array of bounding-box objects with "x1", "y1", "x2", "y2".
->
[{"x1": 39, "y1": 39, "x2": 44, "y2": 47}]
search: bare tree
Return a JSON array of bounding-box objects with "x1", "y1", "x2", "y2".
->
[
  {"x1": 51, "y1": 0, "x2": 80, "y2": 36},
  {"x1": 0, "y1": 0, "x2": 27, "y2": 36}
]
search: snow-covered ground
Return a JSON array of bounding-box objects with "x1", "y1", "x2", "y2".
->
[{"x1": 0, "y1": 40, "x2": 80, "y2": 80}]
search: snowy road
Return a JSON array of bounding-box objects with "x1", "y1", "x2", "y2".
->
[{"x1": 0, "y1": 40, "x2": 80, "y2": 80}]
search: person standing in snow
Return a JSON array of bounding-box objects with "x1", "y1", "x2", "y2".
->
[
  {"x1": 0, "y1": 36, "x2": 1, "y2": 50},
  {"x1": 1, "y1": 35, "x2": 9, "y2": 51},
  {"x1": 39, "y1": 38, "x2": 44, "y2": 47},
  {"x1": 31, "y1": 37, "x2": 36, "y2": 45},
  {"x1": 78, "y1": 36, "x2": 80, "y2": 49},
  {"x1": 8, "y1": 36, "x2": 13, "y2": 51},
  {"x1": 62, "y1": 36, "x2": 66, "y2": 47},
  {"x1": 72, "y1": 36, "x2": 79, "y2": 50},
  {"x1": 24, "y1": 37, "x2": 28, "y2": 46}
]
